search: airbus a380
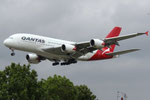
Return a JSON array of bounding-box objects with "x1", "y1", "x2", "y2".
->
[{"x1": 3, "y1": 27, "x2": 148, "y2": 66}]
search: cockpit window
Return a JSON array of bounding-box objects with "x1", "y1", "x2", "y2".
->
[{"x1": 8, "y1": 37, "x2": 13, "y2": 39}]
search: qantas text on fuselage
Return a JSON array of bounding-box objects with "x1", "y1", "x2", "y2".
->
[{"x1": 21, "y1": 36, "x2": 45, "y2": 43}]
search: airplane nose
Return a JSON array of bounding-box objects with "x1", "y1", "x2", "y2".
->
[{"x1": 3, "y1": 39, "x2": 8, "y2": 46}]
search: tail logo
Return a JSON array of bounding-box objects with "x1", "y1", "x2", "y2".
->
[{"x1": 102, "y1": 48, "x2": 110, "y2": 55}]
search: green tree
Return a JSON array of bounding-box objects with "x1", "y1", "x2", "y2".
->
[
  {"x1": 76, "y1": 85, "x2": 97, "y2": 100},
  {"x1": 42, "y1": 75, "x2": 78, "y2": 100},
  {"x1": 0, "y1": 63, "x2": 39, "y2": 100},
  {"x1": 0, "y1": 63, "x2": 98, "y2": 100}
]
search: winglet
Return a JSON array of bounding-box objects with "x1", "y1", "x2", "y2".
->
[{"x1": 145, "y1": 31, "x2": 149, "y2": 36}]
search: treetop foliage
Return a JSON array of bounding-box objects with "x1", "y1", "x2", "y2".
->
[{"x1": 0, "y1": 63, "x2": 97, "y2": 100}]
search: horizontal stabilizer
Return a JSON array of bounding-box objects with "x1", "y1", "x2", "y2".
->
[{"x1": 105, "y1": 49, "x2": 140, "y2": 56}]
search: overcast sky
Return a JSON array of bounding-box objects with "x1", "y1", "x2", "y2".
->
[{"x1": 0, "y1": 0, "x2": 150, "y2": 100}]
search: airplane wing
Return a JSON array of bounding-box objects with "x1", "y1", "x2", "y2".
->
[
  {"x1": 73, "y1": 43, "x2": 97, "y2": 58},
  {"x1": 75, "y1": 32, "x2": 148, "y2": 50},
  {"x1": 42, "y1": 31, "x2": 148, "y2": 58},
  {"x1": 42, "y1": 46, "x2": 64, "y2": 55},
  {"x1": 105, "y1": 49, "x2": 140, "y2": 56},
  {"x1": 42, "y1": 43, "x2": 95, "y2": 57},
  {"x1": 104, "y1": 32, "x2": 148, "y2": 46},
  {"x1": 41, "y1": 42, "x2": 96, "y2": 58},
  {"x1": 73, "y1": 32, "x2": 148, "y2": 56}
]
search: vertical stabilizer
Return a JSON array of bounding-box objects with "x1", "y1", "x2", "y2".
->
[
  {"x1": 104, "y1": 27, "x2": 122, "y2": 52},
  {"x1": 105, "y1": 27, "x2": 122, "y2": 38}
]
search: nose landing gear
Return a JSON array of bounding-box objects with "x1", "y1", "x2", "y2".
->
[
  {"x1": 10, "y1": 48, "x2": 15, "y2": 56},
  {"x1": 11, "y1": 52, "x2": 15, "y2": 56}
]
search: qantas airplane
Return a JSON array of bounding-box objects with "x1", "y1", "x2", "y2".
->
[{"x1": 3, "y1": 27, "x2": 148, "y2": 66}]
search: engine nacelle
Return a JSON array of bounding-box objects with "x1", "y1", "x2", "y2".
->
[
  {"x1": 26, "y1": 54, "x2": 41, "y2": 64},
  {"x1": 61, "y1": 44, "x2": 76, "y2": 53},
  {"x1": 90, "y1": 39, "x2": 105, "y2": 49}
]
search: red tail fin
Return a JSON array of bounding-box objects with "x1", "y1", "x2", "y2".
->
[
  {"x1": 105, "y1": 27, "x2": 122, "y2": 38},
  {"x1": 104, "y1": 27, "x2": 122, "y2": 52}
]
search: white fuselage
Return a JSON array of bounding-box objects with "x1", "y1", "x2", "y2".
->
[
  {"x1": 4, "y1": 27, "x2": 145, "y2": 65},
  {"x1": 3, "y1": 34, "x2": 96, "y2": 61}
]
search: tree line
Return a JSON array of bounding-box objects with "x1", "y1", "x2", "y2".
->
[{"x1": 0, "y1": 63, "x2": 97, "y2": 100}]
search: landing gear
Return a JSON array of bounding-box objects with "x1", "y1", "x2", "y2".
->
[
  {"x1": 10, "y1": 48, "x2": 15, "y2": 56},
  {"x1": 61, "y1": 62, "x2": 69, "y2": 66},
  {"x1": 52, "y1": 62, "x2": 59, "y2": 66},
  {"x1": 61, "y1": 59, "x2": 77, "y2": 66},
  {"x1": 11, "y1": 52, "x2": 15, "y2": 56},
  {"x1": 51, "y1": 59, "x2": 77, "y2": 66}
]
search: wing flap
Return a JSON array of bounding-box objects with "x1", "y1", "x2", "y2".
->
[{"x1": 105, "y1": 49, "x2": 140, "y2": 56}]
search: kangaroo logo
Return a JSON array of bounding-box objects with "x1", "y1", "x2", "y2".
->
[{"x1": 102, "y1": 48, "x2": 110, "y2": 55}]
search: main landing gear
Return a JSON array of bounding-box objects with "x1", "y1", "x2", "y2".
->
[
  {"x1": 52, "y1": 62, "x2": 59, "y2": 66},
  {"x1": 60, "y1": 60, "x2": 77, "y2": 66},
  {"x1": 10, "y1": 48, "x2": 15, "y2": 56},
  {"x1": 52, "y1": 59, "x2": 77, "y2": 66}
]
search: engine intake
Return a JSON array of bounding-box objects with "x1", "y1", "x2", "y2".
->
[
  {"x1": 26, "y1": 54, "x2": 41, "y2": 64},
  {"x1": 90, "y1": 39, "x2": 105, "y2": 49},
  {"x1": 61, "y1": 44, "x2": 76, "y2": 53}
]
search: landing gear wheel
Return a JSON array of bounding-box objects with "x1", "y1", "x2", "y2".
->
[
  {"x1": 10, "y1": 48, "x2": 15, "y2": 56},
  {"x1": 11, "y1": 52, "x2": 15, "y2": 56},
  {"x1": 52, "y1": 62, "x2": 59, "y2": 66}
]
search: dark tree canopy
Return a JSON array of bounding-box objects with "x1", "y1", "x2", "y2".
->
[
  {"x1": 42, "y1": 75, "x2": 78, "y2": 100},
  {"x1": 0, "y1": 63, "x2": 39, "y2": 100},
  {"x1": 0, "y1": 63, "x2": 97, "y2": 100},
  {"x1": 76, "y1": 85, "x2": 96, "y2": 100}
]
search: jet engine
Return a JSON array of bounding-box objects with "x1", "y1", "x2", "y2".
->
[
  {"x1": 26, "y1": 54, "x2": 41, "y2": 64},
  {"x1": 90, "y1": 39, "x2": 105, "y2": 49},
  {"x1": 61, "y1": 44, "x2": 76, "y2": 53}
]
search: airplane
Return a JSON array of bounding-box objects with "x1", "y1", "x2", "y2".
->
[{"x1": 3, "y1": 27, "x2": 148, "y2": 66}]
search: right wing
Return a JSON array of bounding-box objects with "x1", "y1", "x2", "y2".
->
[
  {"x1": 74, "y1": 31, "x2": 148, "y2": 56},
  {"x1": 104, "y1": 32, "x2": 148, "y2": 46}
]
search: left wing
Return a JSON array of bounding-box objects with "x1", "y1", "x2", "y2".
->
[
  {"x1": 42, "y1": 46, "x2": 64, "y2": 55},
  {"x1": 41, "y1": 42, "x2": 96, "y2": 58}
]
